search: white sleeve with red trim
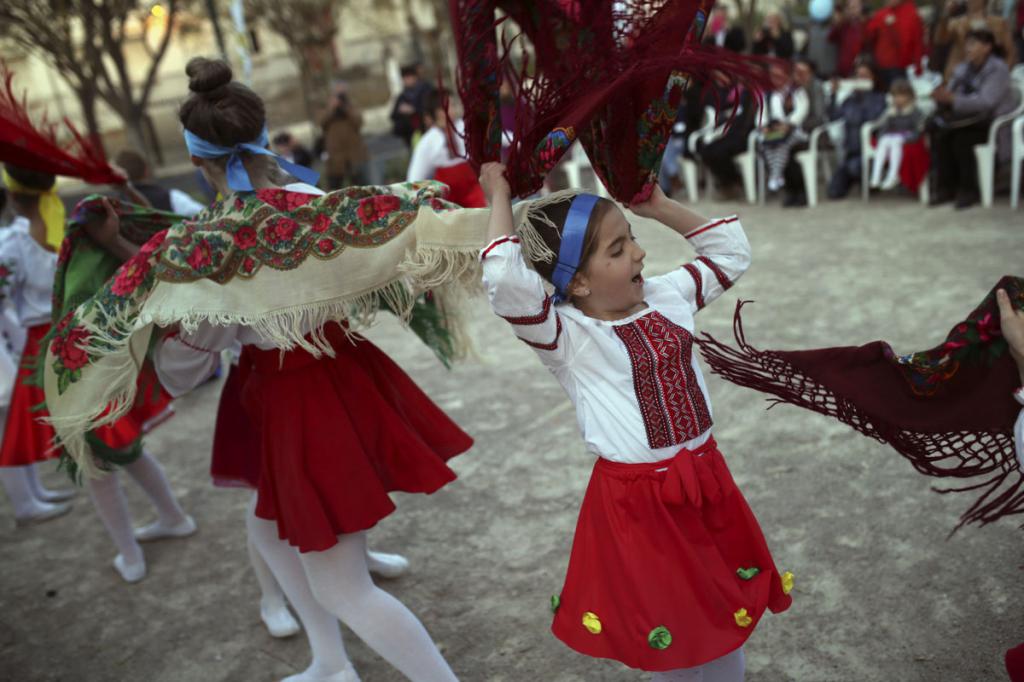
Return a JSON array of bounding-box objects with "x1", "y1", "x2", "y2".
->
[
  {"x1": 154, "y1": 322, "x2": 239, "y2": 397},
  {"x1": 660, "y1": 215, "x2": 750, "y2": 314},
  {"x1": 480, "y1": 236, "x2": 568, "y2": 363}
]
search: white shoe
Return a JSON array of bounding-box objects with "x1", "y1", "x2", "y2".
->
[
  {"x1": 367, "y1": 550, "x2": 409, "y2": 579},
  {"x1": 36, "y1": 487, "x2": 76, "y2": 502},
  {"x1": 134, "y1": 514, "x2": 197, "y2": 542},
  {"x1": 261, "y1": 599, "x2": 301, "y2": 638},
  {"x1": 281, "y1": 662, "x2": 361, "y2": 682},
  {"x1": 14, "y1": 501, "x2": 72, "y2": 527},
  {"x1": 113, "y1": 553, "x2": 146, "y2": 583},
  {"x1": 767, "y1": 176, "x2": 783, "y2": 193},
  {"x1": 881, "y1": 176, "x2": 900, "y2": 191}
]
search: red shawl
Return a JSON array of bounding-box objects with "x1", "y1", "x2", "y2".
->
[
  {"x1": 0, "y1": 66, "x2": 122, "y2": 184},
  {"x1": 450, "y1": 0, "x2": 772, "y2": 204},
  {"x1": 698, "y1": 277, "x2": 1024, "y2": 531}
]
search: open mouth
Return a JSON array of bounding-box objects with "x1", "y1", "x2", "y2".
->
[{"x1": 631, "y1": 273, "x2": 644, "y2": 286}]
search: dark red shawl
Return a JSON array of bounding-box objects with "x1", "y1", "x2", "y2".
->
[
  {"x1": 449, "y1": 0, "x2": 772, "y2": 204},
  {"x1": 698, "y1": 277, "x2": 1024, "y2": 531},
  {"x1": 0, "y1": 66, "x2": 122, "y2": 183}
]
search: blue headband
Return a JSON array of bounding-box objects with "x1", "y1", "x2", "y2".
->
[
  {"x1": 183, "y1": 126, "x2": 320, "y2": 192},
  {"x1": 551, "y1": 193, "x2": 600, "y2": 303}
]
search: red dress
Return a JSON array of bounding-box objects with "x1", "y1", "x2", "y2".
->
[
  {"x1": 238, "y1": 323, "x2": 472, "y2": 552},
  {"x1": 0, "y1": 324, "x2": 173, "y2": 466}
]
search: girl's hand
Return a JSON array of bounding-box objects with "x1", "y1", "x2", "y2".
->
[
  {"x1": 630, "y1": 184, "x2": 671, "y2": 220},
  {"x1": 479, "y1": 162, "x2": 511, "y2": 205},
  {"x1": 997, "y1": 289, "x2": 1024, "y2": 372},
  {"x1": 87, "y1": 198, "x2": 122, "y2": 248}
]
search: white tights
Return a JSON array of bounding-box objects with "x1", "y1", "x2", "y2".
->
[
  {"x1": 651, "y1": 648, "x2": 746, "y2": 682},
  {"x1": 0, "y1": 463, "x2": 69, "y2": 517},
  {"x1": 246, "y1": 497, "x2": 458, "y2": 681},
  {"x1": 87, "y1": 451, "x2": 189, "y2": 565},
  {"x1": 870, "y1": 133, "x2": 905, "y2": 188}
]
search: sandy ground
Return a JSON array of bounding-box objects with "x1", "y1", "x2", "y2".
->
[{"x1": 0, "y1": 194, "x2": 1021, "y2": 682}]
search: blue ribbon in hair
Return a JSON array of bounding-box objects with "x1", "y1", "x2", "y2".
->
[
  {"x1": 551, "y1": 193, "x2": 601, "y2": 303},
  {"x1": 183, "y1": 126, "x2": 319, "y2": 192}
]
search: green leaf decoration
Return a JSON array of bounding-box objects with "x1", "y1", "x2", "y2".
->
[
  {"x1": 550, "y1": 595, "x2": 560, "y2": 613},
  {"x1": 647, "y1": 626, "x2": 673, "y2": 650},
  {"x1": 736, "y1": 567, "x2": 761, "y2": 581}
]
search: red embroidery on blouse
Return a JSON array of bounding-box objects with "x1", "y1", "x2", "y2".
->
[
  {"x1": 614, "y1": 312, "x2": 712, "y2": 449},
  {"x1": 696, "y1": 256, "x2": 733, "y2": 291},
  {"x1": 517, "y1": 314, "x2": 562, "y2": 351},
  {"x1": 683, "y1": 216, "x2": 737, "y2": 239},
  {"x1": 481, "y1": 235, "x2": 521, "y2": 260},
  {"x1": 167, "y1": 332, "x2": 215, "y2": 354},
  {"x1": 501, "y1": 296, "x2": 552, "y2": 326},
  {"x1": 682, "y1": 263, "x2": 705, "y2": 309}
]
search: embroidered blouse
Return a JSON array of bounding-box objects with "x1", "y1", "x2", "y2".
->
[
  {"x1": 481, "y1": 216, "x2": 750, "y2": 464},
  {"x1": 0, "y1": 216, "x2": 57, "y2": 329}
]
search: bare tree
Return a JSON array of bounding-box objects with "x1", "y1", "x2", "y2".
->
[
  {"x1": 0, "y1": 1, "x2": 180, "y2": 158},
  {"x1": 248, "y1": 0, "x2": 342, "y2": 126}
]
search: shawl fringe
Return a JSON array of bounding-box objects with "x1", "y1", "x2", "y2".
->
[{"x1": 697, "y1": 301, "x2": 1024, "y2": 532}]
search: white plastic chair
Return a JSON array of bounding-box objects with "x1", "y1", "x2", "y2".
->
[
  {"x1": 678, "y1": 106, "x2": 717, "y2": 203},
  {"x1": 974, "y1": 82, "x2": 1024, "y2": 208},
  {"x1": 561, "y1": 142, "x2": 611, "y2": 198},
  {"x1": 1011, "y1": 114, "x2": 1023, "y2": 210}
]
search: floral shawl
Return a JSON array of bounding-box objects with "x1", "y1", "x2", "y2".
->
[{"x1": 43, "y1": 182, "x2": 490, "y2": 476}]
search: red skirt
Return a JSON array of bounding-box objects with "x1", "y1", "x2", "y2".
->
[
  {"x1": 435, "y1": 162, "x2": 487, "y2": 208},
  {"x1": 0, "y1": 324, "x2": 174, "y2": 467},
  {"x1": 242, "y1": 323, "x2": 473, "y2": 552},
  {"x1": 551, "y1": 438, "x2": 792, "y2": 671},
  {"x1": 0, "y1": 324, "x2": 57, "y2": 467},
  {"x1": 210, "y1": 359, "x2": 261, "y2": 489}
]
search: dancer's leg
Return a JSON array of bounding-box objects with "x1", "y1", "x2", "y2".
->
[
  {"x1": 651, "y1": 667, "x2": 703, "y2": 682},
  {"x1": 1, "y1": 465, "x2": 70, "y2": 521},
  {"x1": 246, "y1": 514, "x2": 301, "y2": 638},
  {"x1": 26, "y1": 463, "x2": 75, "y2": 502},
  {"x1": 246, "y1": 497, "x2": 354, "y2": 681},
  {"x1": 703, "y1": 647, "x2": 745, "y2": 682},
  {"x1": 87, "y1": 473, "x2": 146, "y2": 582},
  {"x1": 299, "y1": 532, "x2": 458, "y2": 682},
  {"x1": 123, "y1": 452, "x2": 195, "y2": 540}
]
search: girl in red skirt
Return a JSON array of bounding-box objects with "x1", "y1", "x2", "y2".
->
[
  {"x1": 150, "y1": 58, "x2": 471, "y2": 682},
  {"x1": 479, "y1": 162, "x2": 792, "y2": 680},
  {"x1": 1, "y1": 164, "x2": 192, "y2": 582},
  {"x1": 406, "y1": 89, "x2": 487, "y2": 208}
]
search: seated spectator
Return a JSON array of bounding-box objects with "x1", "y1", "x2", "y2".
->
[
  {"x1": 869, "y1": 79, "x2": 926, "y2": 191},
  {"x1": 779, "y1": 57, "x2": 830, "y2": 207},
  {"x1": 928, "y1": 28, "x2": 1016, "y2": 209},
  {"x1": 827, "y1": 59, "x2": 889, "y2": 199},
  {"x1": 695, "y1": 75, "x2": 759, "y2": 199},
  {"x1": 829, "y1": 0, "x2": 867, "y2": 78},
  {"x1": 934, "y1": 0, "x2": 1017, "y2": 81},
  {"x1": 752, "y1": 12, "x2": 795, "y2": 59},
  {"x1": 657, "y1": 80, "x2": 708, "y2": 195},
  {"x1": 271, "y1": 131, "x2": 314, "y2": 169},
  {"x1": 759, "y1": 63, "x2": 811, "y2": 195},
  {"x1": 113, "y1": 149, "x2": 206, "y2": 217}
]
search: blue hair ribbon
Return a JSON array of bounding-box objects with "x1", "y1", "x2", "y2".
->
[
  {"x1": 183, "y1": 126, "x2": 319, "y2": 192},
  {"x1": 551, "y1": 193, "x2": 600, "y2": 303}
]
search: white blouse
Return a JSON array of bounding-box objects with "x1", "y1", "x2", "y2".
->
[
  {"x1": 153, "y1": 183, "x2": 323, "y2": 397},
  {"x1": 406, "y1": 120, "x2": 469, "y2": 182},
  {"x1": 1014, "y1": 387, "x2": 1024, "y2": 471},
  {"x1": 481, "y1": 216, "x2": 751, "y2": 464},
  {"x1": 0, "y1": 216, "x2": 57, "y2": 329}
]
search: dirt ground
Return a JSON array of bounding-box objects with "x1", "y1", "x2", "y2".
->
[{"x1": 0, "y1": 194, "x2": 1021, "y2": 682}]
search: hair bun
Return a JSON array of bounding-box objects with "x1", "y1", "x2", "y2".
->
[{"x1": 186, "y1": 57, "x2": 233, "y2": 95}]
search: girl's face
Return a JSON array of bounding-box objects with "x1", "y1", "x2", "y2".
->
[
  {"x1": 892, "y1": 91, "x2": 913, "y2": 109},
  {"x1": 571, "y1": 205, "x2": 647, "y2": 317}
]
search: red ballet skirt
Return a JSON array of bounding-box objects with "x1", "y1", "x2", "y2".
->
[
  {"x1": 0, "y1": 324, "x2": 174, "y2": 467},
  {"x1": 551, "y1": 438, "x2": 792, "y2": 671},
  {"x1": 241, "y1": 323, "x2": 473, "y2": 552},
  {"x1": 435, "y1": 162, "x2": 487, "y2": 208}
]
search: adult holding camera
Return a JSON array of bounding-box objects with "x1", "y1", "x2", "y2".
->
[
  {"x1": 319, "y1": 81, "x2": 369, "y2": 191},
  {"x1": 928, "y1": 28, "x2": 1015, "y2": 209},
  {"x1": 935, "y1": 0, "x2": 1017, "y2": 80}
]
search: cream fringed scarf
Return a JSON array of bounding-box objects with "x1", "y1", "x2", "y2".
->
[{"x1": 43, "y1": 182, "x2": 497, "y2": 477}]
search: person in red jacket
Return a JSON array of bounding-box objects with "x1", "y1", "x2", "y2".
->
[{"x1": 865, "y1": 0, "x2": 925, "y2": 87}]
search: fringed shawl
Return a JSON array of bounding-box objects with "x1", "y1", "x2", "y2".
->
[
  {"x1": 450, "y1": 0, "x2": 773, "y2": 204},
  {"x1": 698, "y1": 277, "x2": 1024, "y2": 531},
  {"x1": 43, "y1": 182, "x2": 493, "y2": 477}
]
